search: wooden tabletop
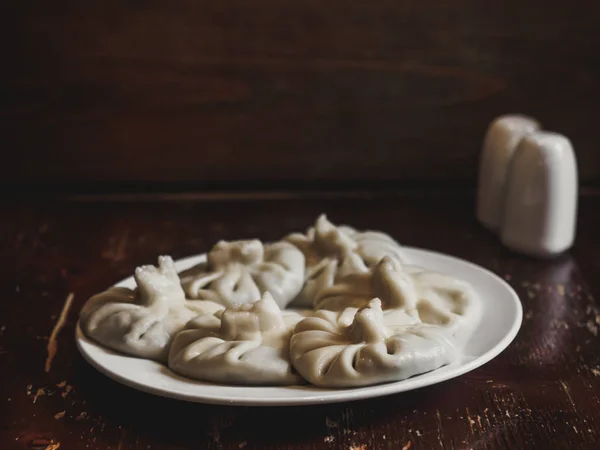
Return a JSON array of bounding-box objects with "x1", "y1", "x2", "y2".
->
[{"x1": 1, "y1": 191, "x2": 600, "y2": 450}]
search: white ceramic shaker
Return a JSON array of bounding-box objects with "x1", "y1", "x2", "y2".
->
[
  {"x1": 476, "y1": 115, "x2": 540, "y2": 232},
  {"x1": 500, "y1": 131, "x2": 578, "y2": 258}
]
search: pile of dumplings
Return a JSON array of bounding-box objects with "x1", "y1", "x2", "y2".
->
[{"x1": 80, "y1": 215, "x2": 481, "y2": 388}]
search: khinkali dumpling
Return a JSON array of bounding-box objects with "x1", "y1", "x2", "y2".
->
[
  {"x1": 80, "y1": 256, "x2": 224, "y2": 362},
  {"x1": 285, "y1": 215, "x2": 406, "y2": 307},
  {"x1": 168, "y1": 292, "x2": 304, "y2": 385},
  {"x1": 290, "y1": 299, "x2": 458, "y2": 388},
  {"x1": 314, "y1": 257, "x2": 481, "y2": 342},
  {"x1": 180, "y1": 240, "x2": 305, "y2": 309},
  {"x1": 314, "y1": 256, "x2": 418, "y2": 311}
]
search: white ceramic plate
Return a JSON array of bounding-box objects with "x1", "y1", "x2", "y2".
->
[{"x1": 75, "y1": 247, "x2": 522, "y2": 406}]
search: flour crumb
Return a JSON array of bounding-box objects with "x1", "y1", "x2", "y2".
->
[{"x1": 33, "y1": 388, "x2": 46, "y2": 403}]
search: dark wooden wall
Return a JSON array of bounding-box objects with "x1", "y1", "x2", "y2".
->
[{"x1": 2, "y1": 1, "x2": 600, "y2": 190}]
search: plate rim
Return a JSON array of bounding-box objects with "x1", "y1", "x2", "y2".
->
[{"x1": 75, "y1": 246, "x2": 523, "y2": 406}]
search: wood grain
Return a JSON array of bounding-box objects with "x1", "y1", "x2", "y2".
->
[
  {"x1": 1, "y1": 1, "x2": 600, "y2": 189},
  {"x1": 1, "y1": 193, "x2": 600, "y2": 449}
]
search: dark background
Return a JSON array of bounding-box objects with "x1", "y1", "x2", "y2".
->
[{"x1": 2, "y1": 1, "x2": 599, "y2": 192}]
